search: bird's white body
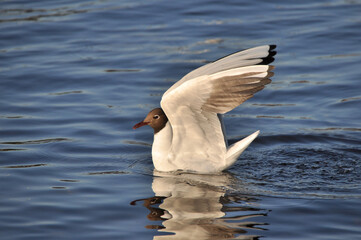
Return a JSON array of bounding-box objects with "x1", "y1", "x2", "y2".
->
[
  {"x1": 152, "y1": 121, "x2": 260, "y2": 173},
  {"x1": 134, "y1": 45, "x2": 276, "y2": 173}
]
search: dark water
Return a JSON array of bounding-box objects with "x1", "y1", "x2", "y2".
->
[{"x1": 1, "y1": 0, "x2": 361, "y2": 239}]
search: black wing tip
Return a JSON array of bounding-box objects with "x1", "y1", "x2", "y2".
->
[
  {"x1": 260, "y1": 45, "x2": 277, "y2": 65},
  {"x1": 269, "y1": 50, "x2": 277, "y2": 57},
  {"x1": 269, "y1": 44, "x2": 277, "y2": 50},
  {"x1": 212, "y1": 44, "x2": 277, "y2": 64},
  {"x1": 260, "y1": 56, "x2": 275, "y2": 65}
]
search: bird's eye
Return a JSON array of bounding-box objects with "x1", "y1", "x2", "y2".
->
[{"x1": 153, "y1": 115, "x2": 160, "y2": 119}]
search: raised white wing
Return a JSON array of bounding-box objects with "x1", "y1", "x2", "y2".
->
[
  {"x1": 164, "y1": 45, "x2": 276, "y2": 98},
  {"x1": 160, "y1": 45, "x2": 276, "y2": 172}
]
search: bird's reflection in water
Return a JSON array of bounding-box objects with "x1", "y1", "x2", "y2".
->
[{"x1": 131, "y1": 171, "x2": 269, "y2": 240}]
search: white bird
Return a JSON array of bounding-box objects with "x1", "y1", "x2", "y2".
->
[{"x1": 133, "y1": 45, "x2": 276, "y2": 173}]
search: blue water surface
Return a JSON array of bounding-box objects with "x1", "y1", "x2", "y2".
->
[{"x1": 1, "y1": 0, "x2": 361, "y2": 239}]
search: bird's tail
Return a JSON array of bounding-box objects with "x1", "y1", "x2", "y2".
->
[{"x1": 224, "y1": 130, "x2": 260, "y2": 170}]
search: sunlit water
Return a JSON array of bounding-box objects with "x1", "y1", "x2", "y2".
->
[{"x1": 1, "y1": 0, "x2": 361, "y2": 239}]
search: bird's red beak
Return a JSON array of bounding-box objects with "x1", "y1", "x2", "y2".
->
[{"x1": 133, "y1": 121, "x2": 149, "y2": 129}]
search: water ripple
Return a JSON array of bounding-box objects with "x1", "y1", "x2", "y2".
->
[
  {"x1": 1, "y1": 138, "x2": 70, "y2": 145},
  {"x1": 3, "y1": 163, "x2": 47, "y2": 169}
]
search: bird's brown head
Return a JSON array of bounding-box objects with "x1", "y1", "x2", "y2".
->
[{"x1": 133, "y1": 108, "x2": 168, "y2": 134}]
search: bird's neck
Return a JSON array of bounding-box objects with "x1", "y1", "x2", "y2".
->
[{"x1": 152, "y1": 121, "x2": 173, "y2": 171}]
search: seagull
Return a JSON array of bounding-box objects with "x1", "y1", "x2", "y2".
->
[{"x1": 133, "y1": 45, "x2": 276, "y2": 173}]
